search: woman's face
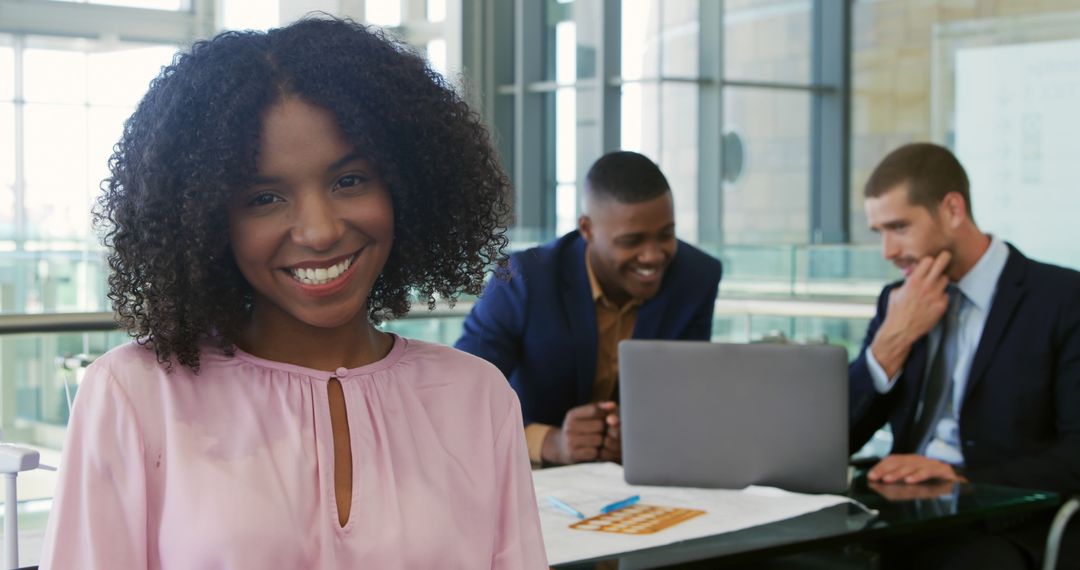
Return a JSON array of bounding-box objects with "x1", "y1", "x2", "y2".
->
[{"x1": 227, "y1": 98, "x2": 394, "y2": 332}]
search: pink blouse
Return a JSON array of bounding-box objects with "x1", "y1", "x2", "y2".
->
[{"x1": 39, "y1": 335, "x2": 547, "y2": 569}]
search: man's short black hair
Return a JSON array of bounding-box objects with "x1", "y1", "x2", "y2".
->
[{"x1": 585, "y1": 151, "x2": 671, "y2": 203}]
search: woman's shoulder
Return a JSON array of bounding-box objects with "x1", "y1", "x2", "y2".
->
[
  {"x1": 396, "y1": 337, "x2": 516, "y2": 399},
  {"x1": 394, "y1": 337, "x2": 522, "y2": 439},
  {"x1": 65, "y1": 343, "x2": 170, "y2": 429},
  {"x1": 93, "y1": 340, "x2": 208, "y2": 374},
  {"x1": 94, "y1": 339, "x2": 239, "y2": 374},
  {"x1": 398, "y1": 337, "x2": 505, "y2": 377},
  {"x1": 90, "y1": 341, "x2": 168, "y2": 379},
  {"x1": 85, "y1": 340, "x2": 209, "y2": 400}
]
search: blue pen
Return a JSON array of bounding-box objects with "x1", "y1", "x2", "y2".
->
[
  {"x1": 547, "y1": 496, "x2": 586, "y2": 519},
  {"x1": 600, "y1": 494, "x2": 640, "y2": 514}
]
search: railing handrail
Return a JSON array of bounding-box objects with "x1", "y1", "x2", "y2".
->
[
  {"x1": 0, "y1": 296, "x2": 877, "y2": 336},
  {"x1": 0, "y1": 312, "x2": 118, "y2": 334},
  {"x1": 0, "y1": 306, "x2": 475, "y2": 335}
]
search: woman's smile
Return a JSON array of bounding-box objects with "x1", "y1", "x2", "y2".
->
[{"x1": 283, "y1": 248, "x2": 364, "y2": 297}]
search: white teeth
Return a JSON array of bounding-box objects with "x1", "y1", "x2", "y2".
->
[
  {"x1": 289, "y1": 254, "x2": 355, "y2": 286},
  {"x1": 634, "y1": 267, "x2": 657, "y2": 276}
]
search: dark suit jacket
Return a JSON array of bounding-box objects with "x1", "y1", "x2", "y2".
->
[
  {"x1": 850, "y1": 244, "x2": 1080, "y2": 494},
  {"x1": 455, "y1": 230, "x2": 723, "y2": 427}
]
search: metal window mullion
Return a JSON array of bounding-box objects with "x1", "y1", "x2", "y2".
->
[
  {"x1": 572, "y1": 0, "x2": 620, "y2": 219},
  {"x1": 513, "y1": 0, "x2": 545, "y2": 232},
  {"x1": 400, "y1": 25, "x2": 442, "y2": 48},
  {"x1": 12, "y1": 34, "x2": 24, "y2": 249},
  {"x1": 403, "y1": 0, "x2": 426, "y2": 22},
  {"x1": 600, "y1": 0, "x2": 620, "y2": 154},
  {"x1": 0, "y1": 0, "x2": 202, "y2": 45},
  {"x1": 525, "y1": 78, "x2": 599, "y2": 92},
  {"x1": 399, "y1": 1, "x2": 441, "y2": 47},
  {"x1": 483, "y1": 0, "x2": 515, "y2": 211},
  {"x1": 460, "y1": 0, "x2": 491, "y2": 121},
  {"x1": 810, "y1": 0, "x2": 850, "y2": 244},
  {"x1": 2, "y1": 35, "x2": 25, "y2": 439},
  {"x1": 653, "y1": 0, "x2": 663, "y2": 161},
  {"x1": 698, "y1": 0, "x2": 722, "y2": 246},
  {"x1": 722, "y1": 79, "x2": 833, "y2": 92},
  {"x1": 613, "y1": 75, "x2": 710, "y2": 86},
  {"x1": 191, "y1": 0, "x2": 216, "y2": 37},
  {"x1": 442, "y1": 0, "x2": 463, "y2": 81},
  {"x1": 336, "y1": 0, "x2": 366, "y2": 26}
]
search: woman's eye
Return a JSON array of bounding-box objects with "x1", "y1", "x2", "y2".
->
[
  {"x1": 247, "y1": 192, "x2": 282, "y2": 207},
  {"x1": 336, "y1": 174, "x2": 367, "y2": 189}
]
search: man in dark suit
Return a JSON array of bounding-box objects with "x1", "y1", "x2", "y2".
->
[
  {"x1": 849, "y1": 143, "x2": 1080, "y2": 568},
  {"x1": 456, "y1": 151, "x2": 722, "y2": 466}
]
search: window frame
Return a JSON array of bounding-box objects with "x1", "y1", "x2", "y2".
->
[{"x1": 466, "y1": 0, "x2": 851, "y2": 246}]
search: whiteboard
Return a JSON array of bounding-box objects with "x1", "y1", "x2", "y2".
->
[{"x1": 954, "y1": 38, "x2": 1080, "y2": 270}]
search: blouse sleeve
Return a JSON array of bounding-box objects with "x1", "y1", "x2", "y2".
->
[
  {"x1": 490, "y1": 393, "x2": 548, "y2": 570},
  {"x1": 39, "y1": 360, "x2": 148, "y2": 570}
]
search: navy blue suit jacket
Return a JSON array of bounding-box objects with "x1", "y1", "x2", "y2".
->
[
  {"x1": 849, "y1": 244, "x2": 1080, "y2": 494},
  {"x1": 455, "y1": 231, "x2": 722, "y2": 427}
]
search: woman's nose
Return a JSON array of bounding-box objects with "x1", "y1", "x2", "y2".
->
[{"x1": 290, "y1": 193, "x2": 344, "y2": 251}]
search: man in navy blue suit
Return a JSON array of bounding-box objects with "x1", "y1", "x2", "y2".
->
[
  {"x1": 456, "y1": 151, "x2": 722, "y2": 466},
  {"x1": 850, "y1": 143, "x2": 1079, "y2": 569}
]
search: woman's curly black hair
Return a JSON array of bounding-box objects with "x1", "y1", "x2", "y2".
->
[{"x1": 97, "y1": 17, "x2": 511, "y2": 370}]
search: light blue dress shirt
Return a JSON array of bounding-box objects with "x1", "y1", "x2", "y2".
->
[{"x1": 866, "y1": 237, "x2": 1010, "y2": 466}]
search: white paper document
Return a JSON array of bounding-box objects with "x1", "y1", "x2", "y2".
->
[{"x1": 533, "y1": 462, "x2": 850, "y2": 566}]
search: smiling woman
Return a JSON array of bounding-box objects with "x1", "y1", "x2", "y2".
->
[
  {"x1": 226, "y1": 100, "x2": 396, "y2": 356},
  {"x1": 37, "y1": 16, "x2": 547, "y2": 570}
]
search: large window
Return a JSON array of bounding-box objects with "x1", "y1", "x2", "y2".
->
[
  {"x1": 480, "y1": 0, "x2": 849, "y2": 249},
  {"x1": 0, "y1": 36, "x2": 175, "y2": 316},
  {"x1": 722, "y1": 1, "x2": 814, "y2": 245}
]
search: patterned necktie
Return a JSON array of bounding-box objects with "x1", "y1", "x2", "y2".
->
[{"x1": 913, "y1": 285, "x2": 962, "y2": 452}]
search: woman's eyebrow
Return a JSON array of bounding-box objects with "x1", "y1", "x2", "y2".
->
[
  {"x1": 328, "y1": 151, "x2": 364, "y2": 172},
  {"x1": 249, "y1": 152, "x2": 364, "y2": 185}
]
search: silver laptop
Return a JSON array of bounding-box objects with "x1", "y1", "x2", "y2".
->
[{"x1": 619, "y1": 340, "x2": 849, "y2": 494}]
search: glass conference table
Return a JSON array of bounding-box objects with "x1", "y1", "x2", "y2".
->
[{"x1": 553, "y1": 473, "x2": 1061, "y2": 569}]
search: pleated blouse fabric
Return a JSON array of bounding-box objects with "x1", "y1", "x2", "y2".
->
[{"x1": 39, "y1": 335, "x2": 547, "y2": 569}]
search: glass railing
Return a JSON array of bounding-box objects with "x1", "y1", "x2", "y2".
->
[
  {"x1": 713, "y1": 299, "x2": 872, "y2": 356},
  {"x1": 0, "y1": 241, "x2": 898, "y2": 314},
  {"x1": 0, "y1": 246, "x2": 110, "y2": 315},
  {"x1": 0, "y1": 303, "x2": 872, "y2": 442},
  {"x1": 704, "y1": 242, "x2": 897, "y2": 299},
  {"x1": 505, "y1": 234, "x2": 899, "y2": 299}
]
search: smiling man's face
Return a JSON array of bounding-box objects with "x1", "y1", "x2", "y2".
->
[{"x1": 579, "y1": 191, "x2": 677, "y2": 307}]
